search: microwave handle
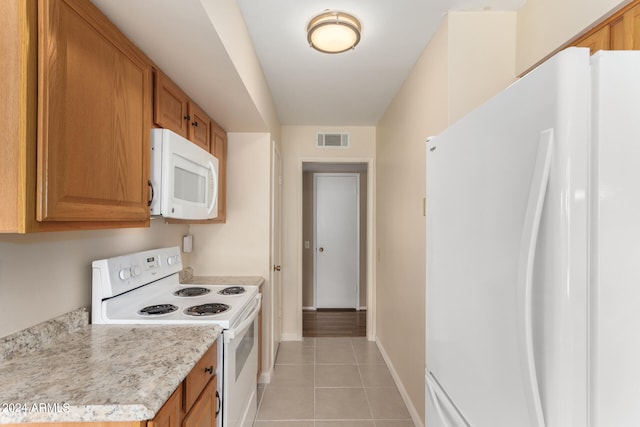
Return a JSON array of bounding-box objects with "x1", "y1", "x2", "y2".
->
[
  {"x1": 147, "y1": 180, "x2": 154, "y2": 207},
  {"x1": 207, "y1": 159, "x2": 218, "y2": 216}
]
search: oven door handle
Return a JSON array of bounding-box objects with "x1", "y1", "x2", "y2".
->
[{"x1": 224, "y1": 293, "x2": 262, "y2": 343}]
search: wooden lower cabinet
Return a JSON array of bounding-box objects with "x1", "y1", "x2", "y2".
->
[
  {"x1": 148, "y1": 385, "x2": 182, "y2": 427},
  {"x1": 182, "y1": 376, "x2": 218, "y2": 427},
  {"x1": 148, "y1": 375, "x2": 219, "y2": 427},
  {"x1": 155, "y1": 341, "x2": 218, "y2": 427}
]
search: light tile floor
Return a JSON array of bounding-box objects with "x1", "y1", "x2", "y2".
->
[{"x1": 254, "y1": 337, "x2": 415, "y2": 427}]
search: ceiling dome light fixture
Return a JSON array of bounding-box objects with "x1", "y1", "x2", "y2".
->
[{"x1": 307, "y1": 10, "x2": 361, "y2": 54}]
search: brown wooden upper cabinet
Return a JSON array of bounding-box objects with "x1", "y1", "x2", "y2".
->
[
  {"x1": 574, "y1": 1, "x2": 640, "y2": 53},
  {"x1": 211, "y1": 121, "x2": 228, "y2": 224},
  {"x1": 0, "y1": 0, "x2": 152, "y2": 233},
  {"x1": 38, "y1": 0, "x2": 152, "y2": 223},
  {"x1": 154, "y1": 72, "x2": 190, "y2": 140},
  {"x1": 154, "y1": 70, "x2": 227, "y2": 224},
  {"x1": 154, "y1": 71, "x2": 211, "y2": 152}
]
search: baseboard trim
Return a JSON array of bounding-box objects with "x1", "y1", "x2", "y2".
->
[
  {"x1": 258, "y1": 370, "x2": 272, "y2": 384},
  {"x1": 376, "y1": 337, "x2": 424, "y2": 427},
  {"x1": 280, "y1": 333, "x2": 300, "y2": 341}
]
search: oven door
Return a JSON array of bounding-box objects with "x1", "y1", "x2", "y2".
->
[{"x1": 222, "y1": 294, "x2": 261, "y2": 427}]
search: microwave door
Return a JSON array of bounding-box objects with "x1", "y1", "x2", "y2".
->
[{"x1": 168, "y1": 154, "x2": 210, "y2": 219}]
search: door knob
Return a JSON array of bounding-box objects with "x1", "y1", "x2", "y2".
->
[
  {"x1": 273, "y1": 265, "x2": 281, "y2": 272},
  {"x1": 318, "y1": 247, "x2": 324, "y2": 252}
]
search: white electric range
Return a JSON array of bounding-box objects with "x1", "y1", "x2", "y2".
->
[{"x1": 91, "y1": 246, "x2": 260, "y2": 427}]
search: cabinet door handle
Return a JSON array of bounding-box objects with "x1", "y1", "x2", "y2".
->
[
  {"x1": 184, "y1": 114, "x2": 191, "y2": 121},
  {"x1": 191, "y1": 121, "x2": 199, "y2": 127},
  {"x1": 215, "y1": 391, "x2": 221, "y2": 416},
  {"x1": 204, "y1": 366, "x2": 214, "y2": 375}
]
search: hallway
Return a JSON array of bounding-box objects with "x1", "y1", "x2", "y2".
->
[
  {"x1": 254, "y1": 337, "x2": 414, "y2": 426},
  {"x1": 302, "y1": 310, "x2": 366, "y2": 337}
]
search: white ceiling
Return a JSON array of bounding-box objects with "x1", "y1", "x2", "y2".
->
[
  {"x1": 237, "y1": 0, "x2": 525, "y2": 126},
  {"x1": 91, "y1": 0, "x2": 525, "y2": 130}
]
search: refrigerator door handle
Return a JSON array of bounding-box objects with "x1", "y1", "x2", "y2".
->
[
  {"x1": 516, "y1": 128, "x2": 554, "y2": 427},
  {"x1": 426, "y1": 371, "x2": 471, "y2": 427}
]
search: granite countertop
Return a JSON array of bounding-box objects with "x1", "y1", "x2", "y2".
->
[
  {"x1": 179, "y1": 268, "x2": 265, "y2": 288},
  {"x1": 189, "y1": 276, "x2": 265, "y2": 288},
  {"x1": 0, "y1": 313, "x2": 221, "y2": 424}
]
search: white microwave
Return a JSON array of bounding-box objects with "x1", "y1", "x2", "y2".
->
[{"x1": 149, "y1": 129, "x2": 219, "y2": 220}]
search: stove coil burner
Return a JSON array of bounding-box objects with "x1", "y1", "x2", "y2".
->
[
  {"x1": 185, "y1": 303, "x2": 230, "y2": 317},
  {"x1": 218, "y1": 286, "x2": 246, "y2": 296},
  {"x1": 138, "y1": 304, "x2": 178, "y2": 316},
  {"x1": 173, "y1": 287, "x2": 211, "y2": 297}
]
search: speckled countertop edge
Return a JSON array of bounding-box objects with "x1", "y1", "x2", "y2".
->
[
  {"x1": 0, "y1": 323, "x2": 221, "y2": 423},
  {"x1": 182, "y1": 271, "x2": 265, "y2": 288}
]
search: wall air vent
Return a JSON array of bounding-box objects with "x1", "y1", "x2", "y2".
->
[{"x1": 316, "y1": 132, "x2": 350, "y2": 148}]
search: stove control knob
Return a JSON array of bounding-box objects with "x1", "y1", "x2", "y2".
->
[
  {"x1": 119, "y1": 268, "x2": 131, "y2": 281},
  {"x1": 130, "y1": 265, "x2": 142, "y2": 277},
  {"x1": 167, "y1": 255, "x2": 179, "y2": 266}
]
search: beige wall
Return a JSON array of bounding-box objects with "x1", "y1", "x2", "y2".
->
[
  {"x1": 0, "y1": 221, "x2": 189, "y2": 338},
  {"x1": 516, "y1": 0, "x2": 629, "y2": 74},
  {"x1": 280, "y1": 125, "x2": 376, "y2": 340},
  {"x1": 449, "y1": 12, "x2": 517, "y2": 123},
  {"x1": 189, "y1": 132, "x2": 274, "y2": 377},
  {"x1": 190, "y1": 133, "x2": 271, "y2": 276},
  {"x1": 376, "y1": 18, "x2": 449, "y2": 427},
  {"x1": 376, "y1": 11, "x2": 518, "y2": 425}
]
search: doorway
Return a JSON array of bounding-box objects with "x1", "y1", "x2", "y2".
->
[
  {"x1": 301, "y1": 162, "x2": 368, "y2": 337},
  {"x1": 314, "y1": 173, "x2": 360, "y2": 309}
]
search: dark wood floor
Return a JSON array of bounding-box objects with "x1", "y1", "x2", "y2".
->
[{"x1": 302, "y1": 309, "x2": 366, "y2": 337}]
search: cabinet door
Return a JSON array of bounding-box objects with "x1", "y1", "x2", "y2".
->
[
  {"x1": 38, "y1": 0, "x2": 151, "y2": 222},
  {"x1": 154, "y1": 71, "x2": 190, "y2": 138},
  {"x1": 149, "y1": 385, "x2": 182, "y2": 427},
  {"x1": 211, "y1": 122, "x2": 227, "y2": 223},
  {"x1": 188, "y1": 103, "x2": 212, "y2": 151},
  {"x1": 622, "y1": 3, "x2": 640, "y2": 49},
  {"x1": 610, "y1": 15, "x2": 626, "y2": 50},
  {"x1": 0, "y1": 0, "x2": 34, "y2": 232},
  {"x1": 182, "y1": 376, "x2": 218, "y2": 427},
  {"x1": 576, "y1": 25, "x2": 610, "y2": 54}
]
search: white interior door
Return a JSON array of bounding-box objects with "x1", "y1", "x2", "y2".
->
[{"x1": 314, "y1": 173, "x2": 359, "y2": 309}]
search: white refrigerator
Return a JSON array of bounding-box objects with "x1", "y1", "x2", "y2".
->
[{"x1": 425, "y1": 47, "x2": 640, "y2": 427}]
